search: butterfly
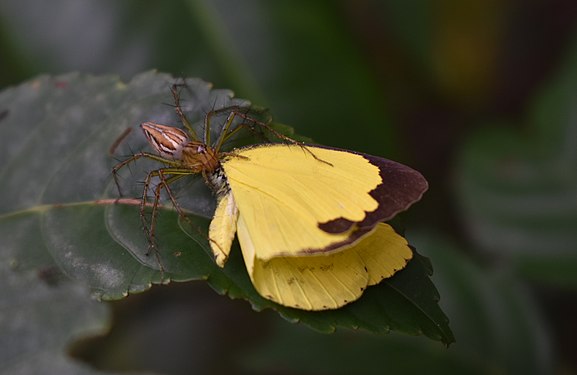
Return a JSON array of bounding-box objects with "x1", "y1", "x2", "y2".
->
[{"x1": 113, "y1": 89, "x2": 427, "y2": 311}]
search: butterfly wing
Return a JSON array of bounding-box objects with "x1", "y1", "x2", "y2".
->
[
  {"x1": 210, "y1": 144, "x2": 422, "y2": 310},
  {"x1": 238, "y1": 221, "x2": 412, "y2": 310},
  {"x1": 209, "y1": 191, "x2": 238, "y2": 267},
  {"x1": 221, "y1": 144, "x2": 426, "y2": 260}
]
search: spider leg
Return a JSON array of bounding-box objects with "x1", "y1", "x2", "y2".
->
[
  {"x1": 112, "y1": 151, "x2": 183, "y2": 196},
  {"x1": 140, "y1": 167, "x2": 199, "y2": 274},
  {"x1": 171, "y1": 82, "x2": 199, "y2": 141},
  {"x1": 207, "y1": 105, "x2": 293, "y2": 147},
  {"x1": 109, "y1": 127, "x2": 133, "y2": 155},
  {"x1": 146, "y1": 169, "x2": 197, "y2": 246},
  {"x1": 208, "y1": 106, "x2": 331, "y2": 165}
]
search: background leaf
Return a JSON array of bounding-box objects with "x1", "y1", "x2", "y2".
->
[
  {"x1": 0, "y1": 262, "x2": 136, "y2": 375},
  {"x1": 456, "y1": 35, "x2": 577, "y2": 287}
]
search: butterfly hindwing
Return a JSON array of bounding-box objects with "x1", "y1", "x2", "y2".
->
[{"x1": 238, "y1": 221, "x2": 412, "y2": 310}]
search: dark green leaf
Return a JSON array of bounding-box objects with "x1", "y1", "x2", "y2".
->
[{"x1": 0, "y1": 72, "x2": 451, "y2": 343}]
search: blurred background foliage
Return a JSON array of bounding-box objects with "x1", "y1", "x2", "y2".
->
[{"x1": 1, "y1": 0, "x2": 577, "y2": 374}]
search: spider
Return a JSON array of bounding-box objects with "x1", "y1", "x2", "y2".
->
[{"x1": 111, "y1": 84, "x2": 299, "y2": 269}]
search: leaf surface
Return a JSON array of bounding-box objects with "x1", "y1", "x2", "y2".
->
[{"x1": 0, "y1": 72, "x2": 452, "y2": 344}]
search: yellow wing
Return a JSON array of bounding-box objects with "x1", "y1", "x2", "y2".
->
[
  {"x1": 209, "y1": 191, "x2": 238, "y2": 267},
  {"x1": 221, "y1": 144, "x2": 383, "y2": 260},
  {"x1": 238, "y1": 221, "x2": 412, "y2": 310}
]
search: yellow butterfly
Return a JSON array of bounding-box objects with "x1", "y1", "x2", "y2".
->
[{"x1": 114, "y1": 103, "x2": 427, "y2": 311}]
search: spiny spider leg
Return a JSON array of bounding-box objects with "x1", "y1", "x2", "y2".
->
[
  {"x1": 139, "y1": 167, "x2": 200, "y2": 276},
  {"x1": 108, "y1": 127, "x2": 133, "y2": 156},
  {"x1": 208, "y1": 106, "x2": 332, "y2": 166},
  {"x1": 207, "y1": 105, "x2": 294, "y2": 147},
  {"x1": 112, "y1": 151, "x2": 183, "y2": 197},
  {"x1": 140, "y1": 168, "x2": 198, "y2": 249},
  {"x1": 170, "y1": 82, "x2": 199, "y2": 141},
  {"x1": 202, "y1": 104, "x2": 258, "y2": 145},
  {"x1": 112, "y1": 151, "x2": 192, "y2": 275}
]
